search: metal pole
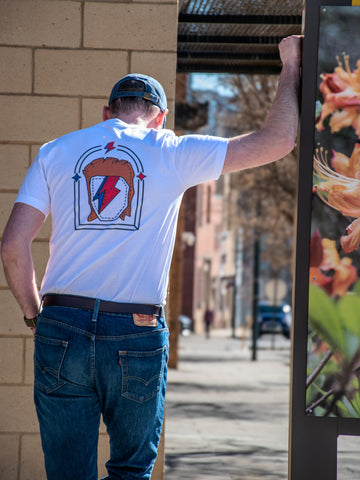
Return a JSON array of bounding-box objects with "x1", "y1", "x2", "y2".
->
[
  {"x1": 232, "y1": 228, "x2": 243, "y2": 338},
  {"x1": 252, "y1": 207, "x2": 261, "y2": 361},
  {"x1": 271, "y1": 278, "x2": 278, "y2": 350}
]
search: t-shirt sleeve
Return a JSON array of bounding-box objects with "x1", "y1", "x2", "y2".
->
[
  {"x1": 15, "y1": 152, "x2": 51, "y2": 217},
  {"x1": 171, "y1": 134, "x2": 228, "y2": 191}
]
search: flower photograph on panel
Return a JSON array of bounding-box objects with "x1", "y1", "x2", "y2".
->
[{"x1": 307, "y1": 6, "x2": 360, "y2": 417}]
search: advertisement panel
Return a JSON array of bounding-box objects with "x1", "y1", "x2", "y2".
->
[{"x1": 306, "y1": 5, "x2": 360, "y2": 417}]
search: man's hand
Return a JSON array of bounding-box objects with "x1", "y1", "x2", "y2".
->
[{"x1": 279, "y1": 35, "x2": 302, "y2": 69}]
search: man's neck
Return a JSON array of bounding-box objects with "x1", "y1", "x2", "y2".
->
[{"x1": 114, "y1": 111, "x2": 149, "y2": 127}]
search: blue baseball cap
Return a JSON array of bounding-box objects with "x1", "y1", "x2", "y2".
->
[{"x1": 108, "y1": 74, "x2": 167, "y2": 112}]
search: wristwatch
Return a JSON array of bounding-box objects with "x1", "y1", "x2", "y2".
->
[{"x1": 24, "y1": 316, "x2": 38, "y2": 328}]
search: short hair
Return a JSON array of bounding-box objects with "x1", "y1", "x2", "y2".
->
[{"x1": 109, "y1": 79, "x2": 159, "y2": 117}]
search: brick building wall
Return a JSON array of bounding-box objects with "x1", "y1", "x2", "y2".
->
[
  {"x1": 192, "y1": 180, "x2": 224, "y2": 333},
  {"x1": 0, "y1": 1, "x2": 178, "y2": 478}
]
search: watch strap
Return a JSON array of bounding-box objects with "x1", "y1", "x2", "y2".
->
[{"x1": 24, "y1": 316, "x2": 38, "y2": 328}]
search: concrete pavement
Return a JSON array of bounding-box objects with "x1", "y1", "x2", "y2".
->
[
  {"x1": 164, "y1": 329, "x2": 360, "y2": 479},
  {"x1": 164, "y1": 330, "x2": 291, "y2": 480}
]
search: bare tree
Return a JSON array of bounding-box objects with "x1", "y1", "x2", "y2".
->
[{"x1": 226, "y1": 74, "x2": 298, "y2": 272}]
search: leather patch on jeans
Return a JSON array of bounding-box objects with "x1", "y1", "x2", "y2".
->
[{"x1": 133, "y1": 313, "x2": 158, "y2": 327}]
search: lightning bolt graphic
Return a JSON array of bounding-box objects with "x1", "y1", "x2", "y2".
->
[
  {"x1": 92, "y1": 176, "x2": 120, "y2": 213},
  {"x1": 105, "y1": 142, "x2": 115, "y2": 154}
]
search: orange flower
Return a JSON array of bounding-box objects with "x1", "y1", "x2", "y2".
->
[
  {"x1": 341, "y1": 217, "x2": 360, "y2": 254},
  {"x1": 309, "y1": 231, "x2": 357, "y2": 296},
  {"x1": 313, "y1": 146, "x2": 360, "y2": 252},
  {"x1": 316, "y1": 54, "x2": 360, "y2": 137},
  {"x1": 331, "y1": 143, "x2": 360, "y2": 179},
  {"x1": 313, "y1": 146, "x2": 360, "y2": 217}
]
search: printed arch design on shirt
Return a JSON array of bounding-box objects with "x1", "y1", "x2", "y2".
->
[
  {"x1": 83, "y1": 157, "x2": 135, "y2": 222},
  {"x1": 73, "y1": 144, "x2": 146, "y2": 231}
]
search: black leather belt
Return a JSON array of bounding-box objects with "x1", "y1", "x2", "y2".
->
[{"x1": 42, "y1": 294, "x2": 163, "y2": 316}]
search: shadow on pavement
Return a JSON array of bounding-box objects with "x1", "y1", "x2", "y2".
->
[
  {"x1": 166, "y1": 446, "x2": 288, "y2": 480},
  {"x1": 166, "y1": 400, "x2": 288, "y2": 423},
  {"x1": 164, "y1": 333, "x2": 291, "y2": 479}
]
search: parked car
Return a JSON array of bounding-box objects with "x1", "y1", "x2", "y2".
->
[
  {"x1": 179, "y1": 314, "x2": 192, "y2": 336},
  {"x1": 257, "y1": 303, "x2": 291, "y2": 339}
]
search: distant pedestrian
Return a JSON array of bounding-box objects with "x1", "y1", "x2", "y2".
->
[{"x1": 204, "y1": 309, "x2": 214, "y2": 338}]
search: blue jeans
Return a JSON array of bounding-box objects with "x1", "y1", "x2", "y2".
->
[{"x1": 34, "y1": 304, "x2": 169, "y2": 480}]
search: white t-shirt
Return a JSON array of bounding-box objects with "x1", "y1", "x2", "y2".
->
[{"x1": 16, "y1": 118, "x2": 228, "y2": 305}]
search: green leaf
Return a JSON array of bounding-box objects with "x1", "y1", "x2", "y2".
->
[
  {"x1": 347, "y1": 377, "x2": 360, "y2": 415},
  {"x1": 308, "y1": 285, "x2": 345, "y2": 352},
  {"x1": 342, "y1": 330, "x2": 360, "y2": 360},
  {"x1": 313, "y1": 405, "x2": 328, "y2": 416},
  {"x1": 351, "y1": 280, "x2": 360, "y2": 296},
  {"x1": 337, "y1": 396, "x2": 360, "y2": 418},
  {"x1": 338, "y1": 294, "x2": 360, "y2": 337}
]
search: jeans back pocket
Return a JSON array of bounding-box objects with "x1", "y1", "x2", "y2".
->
[
  {"x1": 34, "y1": 335, "x2": 69, "y2": 394},
  {"x1": 119, "y1": 345, "x2": 168, "y2": 403}
]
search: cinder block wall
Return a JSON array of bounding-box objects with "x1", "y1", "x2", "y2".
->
[{"x1": 0, "y1": 1, "x2": 178, "y2": 478}]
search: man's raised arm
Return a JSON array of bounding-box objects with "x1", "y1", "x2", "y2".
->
[{"x1": 222, "y1": 35, "x2": 301, "y2": 175}]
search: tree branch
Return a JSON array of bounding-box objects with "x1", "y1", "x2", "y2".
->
[{"x1": 306, "y1": 349, "x2": 335, "y2": 388}]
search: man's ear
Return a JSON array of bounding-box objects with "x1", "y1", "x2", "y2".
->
[
  {"x1": 103, "y1": 105, "x2": 111, "y2": 121},
  {"x1": 156, "y1": 109, "x2": 169, "y2": 129}
]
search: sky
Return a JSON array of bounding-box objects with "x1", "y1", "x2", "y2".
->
[{"x1": 190, "y1": 73, "x2": 234, "y2": 97}]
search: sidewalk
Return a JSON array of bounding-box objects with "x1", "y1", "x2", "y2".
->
[{"x1": 164, "y1": 330, "x2": 291, "y2": 480}]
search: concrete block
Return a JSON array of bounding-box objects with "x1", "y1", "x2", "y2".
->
[
  {"x1": 136, "y1": 0, "x2": 177, "y2": 2},
  {"x1": 31, "y1": 242, "x2": 50, "y2": 286},
  {"x1": 0, "y1": 47, "x2": 32, "y2": 94},
  {"x1": 0, "y1": 434, "x2": 19, "y2": 480},
  {"x1": 99, "y1": 418, "x2": 106, "y2": 434},
  {"x1": 0, "y1": 263, "x2": 7, "y2": 288},
  {"x1": 0, "y1": 145, "x2": 30, "y2": 190},
  {"x1": 0, "y1": 338, "x2": 24, "y2": 384},
  {"x1": 20, "y1": 434, "x2": 46, "y2": 480},
  {"x1": 0, "y1": 386, "x2": 38, "y2": 432},
  {"x1": 98, "y1": 433, "x2": 110, "y2": 477},
  {"x1": 0, "y1": 193, "x2": 17, "y2": 235},
  {"x1": 0, "y1": 95, "x2": 79, "y2": 143},
  {"x1": 24, "y1": 338, "x2": 35, "y2": 385},
  {"x1": 84, "y1": 3, "x2": 178, "y2": 51},
  {"x1": 0, "y1": 291, "x2": 30, "y2": 336},
  {"x1": 167, "y1": 100, "x2": 175, "y2": 131},
  {"x1": 35, "y1": 49, "x2": 128, "y2": 97},
  {"x1": 82, "y1": 99, "x2": 106, "y2": 129},
  {"x1": 130, "y1": 52, "x2": 177, "y2": 100},
  {"x1": 0, "y1": 0, "x2": 81, "y2": 47},
  {"x1": 0, "y1": 190, "x2": 51, "y2": 241},
  {"x1": 35, "y1": 215, "x2": 52, "y2": 241},
  {"x1": 0, "y1": 242, "x2": 49, "y2": 302},
  {"x1": 31, "y1": 145, "x2": 43, "y2": 164}
]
